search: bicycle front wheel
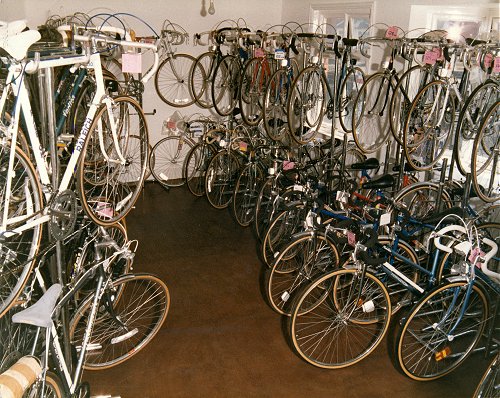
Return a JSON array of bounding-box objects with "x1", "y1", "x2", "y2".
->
[
  {"x1": 205, "y1": 150, "x2": 240, "y2": 209},
  {"x1": 212, "y1": 55, "x2": 240, "y2": 116},
  {"x1": 150, "y1": 136, "x2": 194, "y2": 188},
  {"x1": 70, "y1": 273, "x2": 170, "y2": 370},
  {"x1": 183, "y1": 142, "x2": 217, "y2": 197},
  {"x1": 232, "y1": 162, "x2": 264, "y2": 226},
  {"x1": 393, "y1": 281, "x2": 488, "y2": 381},
  {"x1": 473, "y1": 353, "x2": 500, "y2": 398},
  {"x1": 78, "y1": 96, "x2": 149, "y2": 226},
  {"x1": 155, "y1": 54, "x2": 198, "y2": 107},
  {"x1": 288, "y1": 269, "x2": 391, "y2": 369},
  {"x1": 338, "y1": 66, "x2": 365, "y2": 134}
]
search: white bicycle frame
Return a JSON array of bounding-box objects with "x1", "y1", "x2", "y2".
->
[{"x1": 0, "y1": 29, "x2": 158, "y2": 238}]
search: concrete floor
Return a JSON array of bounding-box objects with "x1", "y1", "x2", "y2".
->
[{"x1": 85, "y1": 183, "x2": 491, "y2": 398}]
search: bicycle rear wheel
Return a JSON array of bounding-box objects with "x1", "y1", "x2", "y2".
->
[
  {"x1": 70, "y1": 273, "x2": 169, "y2": 370},
  {"x1": 393, "y1": 281, "x2": 488, "y2": 381},
  {"x1": 338, "y1": 67, "x2": 365, "y2": 134},
  {"x1": 190, "y1": 51, "x2": 216, "y2": 109},
  {"x1": 0, "y1": 144, "x2": 43, "y2": 317},
  {"x1": 287, "y1": 269, "x2": 391, "y2": 369},
  {"x1": 471, "y1": 100, "x2": 500, "y2": 203},
  {"x1": 232, "y1": 162, "x2": 264, "y2": 226},
  {"x1": 150, "y1": 136, "x2": 194, "y2": 188},
  {"x1": 155, "y1": 54, "x2": 198, "y2": 107},
  {"x1": 263, "y1": 68, "x2": 291, "y2": 141},
  {"x1": 78, "y1": 96, "x2": 149, "y2": 226},
  {"x1": 403, "y1": 80, "x2": 455, "y2": 171},
  {"x1": 183, "y1": 142, "x2": 217, "y2": 197},
  {"x1": 239, "y1": 58, "x2": 271, "y2": 126},
  {"x1": 212, "y1": 55, "x2": 240, "y2": 116}
]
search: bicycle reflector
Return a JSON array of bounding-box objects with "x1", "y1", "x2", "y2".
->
[{"x1": 435, "y1": 347, "x2": 451, "y2": 362}]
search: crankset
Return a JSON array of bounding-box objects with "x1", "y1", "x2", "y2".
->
[{"x1": 49, "y1": 189, "x2": 78, "y2": 241}]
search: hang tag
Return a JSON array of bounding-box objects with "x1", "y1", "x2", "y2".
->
[
  {"x1": 96, "y1": 202, "x2": 114, "y2": 219},
  {"x1": 424, "y1": 50, "x2": 438, "y2": 65},
  {"x1": 121, "y1": 53, "x2": 142, "y2": 73},
  {"x1": 469, "y1": 247, "x2": 485, "y2": 267},
  {"x1": 254, "y1": 48, "x2": 265, "y2": 58},
  {"x1": 385, "y1": 26, "x2": 399, "y2": 40},
  {"x1": 483, "y1": 53, "x2": 493, "y2": 68},
  {"x1": 380, "y1": 212, "x2": 392, "y2": 226},
  {"x1": 239, "y1": 141, "x2": 248, "y2": 152},
  {"x1": 274, "y1": 49, "x2": 285, "y2": 60},
  {"x1": 347, "y1": 231, "x2": 356, "y2": 246},
  {"x1": 283, "y1": 160, "x2": 295, "y2": 170},
  {"x1": 293, "y1": 184, "x2": 304, "y2": 192},
  {"x1": 167, "y1": 120, "x2": 177, "y2": 130},
  {"x1": 493, "y1": 57, "x2": 500, "y2": 73},
  {"x1": 433, "y1": 47, "x2": 443, "y2": 61},
  {"x1": 336, "y1": 190, "x2": 348, "y2": 203}
]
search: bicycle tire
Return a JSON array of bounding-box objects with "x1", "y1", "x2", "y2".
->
[
  {"x1": 265, "y1": 232, "x2": 340, "y2": 316},
  {"x1": 338, "y1": 66, "x2": 365, "y2": 134},
  {"x1": 154, "y1": 54, "x2": 198, "y2": 107},
  {"x1": 239, "y1": 57, "x2": 271, "y2": 126},
  {"x1": 389, "y1": 64, "x2": 434, "y2": 146},
  {"x1": 232, "y1": 162, "x2": 264, "y2": 227},
  {"x1": 391, "y1": 181, "x2": 452, "y2": 220},
  {"x1": 77, "y1": 96, "x2": 149, "y2": 226},
  {"x1": 0, "y1": 144, "x2": 43, "y2": 318},
  {"x1": 263, "y1": 68, "x2": 291, "y2": 141},
  {"x1": 403, "y1": 79, "x2": 455, "y2": 171},
  {"x1": 287, "y1": 268, "x2": 391, "y2": 369},
  {"x1": 70, "y1": 273, "x2": 170, "y2": 370},
  {"x1": 393, "y1": 281, "x2": 488, "y2": 381},
  {"x1": 150, "y1": 136, "x2": 195, "y2": 188},
  {"x1": 455, "y1": 80, "x2": 498, "y2": 176},
  {"x1": 471, "y1": 100, "x2": 500, "y2": 203},
  {"x1": 205, "y1": 150, "x2": 241, "y2": 209},
  {"x1": 287, "y1": 65, "x2": 326, "y2": 145},
  {"x1": 24, "y1": 371, "x2": 65, "y2": 398},
  {"x1": 352, "y1": 72, "x2": 393, "y2": 153},
  {"x1": 212, "y1": 55, "x2": 241, "y2": 116},
  {"x1": 183, "y1": 142, "x2": 217, "y2": 197},
  {"x1": 190, "y1": 51, "x2": 216, "y2": 109},
  {"x1": 473, "y1": 352, "x2": 499, "y2": 398}
]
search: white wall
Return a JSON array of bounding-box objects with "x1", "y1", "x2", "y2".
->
[{"x1": 0, "y1": 0, "x2": 284, "y2": 145}]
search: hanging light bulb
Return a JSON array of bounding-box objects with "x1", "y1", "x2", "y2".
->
[{"x1": 208, "y1": 0, "x2": 215, "y2": 15}]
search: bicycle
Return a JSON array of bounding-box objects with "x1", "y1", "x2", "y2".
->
[{"x1": 0, "y1": 22, "x2": 157, "y2": 317}]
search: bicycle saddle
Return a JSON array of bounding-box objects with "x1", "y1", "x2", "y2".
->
[
  {"x1": 350, "y1": 158, "x2": 379, "y2": 170},
  {"x1": 12, "y1": 284, "x2": 62, "y2": 328},
  {"x1": 0, "y1": 29, "x2": 41, "y2": 61},
  {"x1": 362, "y1": 174, "x2": 394, "y2": 190},
  {"x1": 421, "y1": 206, "x2": 466, "y2": 225},
  {"x1": 0, "y1": 20, "x2": 27, "y2": 38}
]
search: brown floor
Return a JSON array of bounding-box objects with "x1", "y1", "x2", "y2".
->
[{"x1": 85, "y1": 183, "x2": 491, "y2": 398}]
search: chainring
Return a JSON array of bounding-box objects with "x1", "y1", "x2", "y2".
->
[{"x1": 49, "y1": 189, "x2": 78, "y2": 241}]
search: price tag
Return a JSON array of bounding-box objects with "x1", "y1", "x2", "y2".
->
[
  {"x1": 121, "y1": 53, "x2": 142, "y2": 73},
  {"x1": 254, "y1": 48, "x2": 265, "y2": 58},
  {"x1": 274, "y1": 49, "x2": 285, "y2": 60},
  {"x1": 424, "y1": 50, "x2": 438, "y2": 65},
  {"x1": 239, "y1": 141, "x2": 248, "y2": 152},
  {"x1": 380, "y1": 211, "x2": 392, "y2": 226},
  {"x1": 347, "y1": 231, "x2": 356, "y2": 246},
  {"x1": 167, "y1": 120, "x2": 177, "y2": 130},
  {"x1": 469, "y1": 247, "x2": 485, "y2": 266},
  {"x1": 433, "y1": 47, "x2": 443, "y2": 61},
  {"x1": 96, "y1": 202, "x2": 114, "y2": 219},
  {"x1": 293, "y1": 184, "x2": 304, "y2": 192},
  {"x1": 385, "y1": 26, "x2": 399, "y2": 40},
  {"x1": 336, "y1": 190, "x2": 348, "y2": 203},
  {"x1": 493, "y1": 57, "x2": 500, "y2": 73},
  {"x1": 283, "y1": 160, "x2": 295, "y2": 170},
  {"x1": 483, "y1": 53, "x2": 493, "y2": 68}
]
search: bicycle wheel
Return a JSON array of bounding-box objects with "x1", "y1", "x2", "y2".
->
[
  {"x1": 78, "y1": 96, "x2": 149, "y2": 226},
  {"x1": 232, "y1": 162, "x2": 264, "y2": 227},
  {"x1": 183, "y1": 142, "x2": 217, "y2": 197},
  {"x1": 265, "y1": 232, "x2": 340, "y2": 316},
  {"x1": 288, "y1": 268, "x2": 391, "y2": 369},
  {"x1": 205, "y1": 150, "x2": 240, "y2": 209},
  {"x1": 403, "y1": 80, "x2": 455, "y2": 171},
  {"x1": 154, "y1": 54, "x2": 198, "y2": 107},
  {"x1": 150, "y1": 136, "x2": 194, "y2": 188},
  {"x1": 287, "y1": 66, "x2": 326, "y2": 145},
  {"x1": 24, "y1": 371, "x2": 64, "y2": 398},
  {"x1": 338, "y1": 66, "x2": 365, "y2": 133},
  {"x1": 473, "y1": 353, "x2": 499, "y2": 398},
  {"x1": 70, "y1": 273, "x2": 169, "y2": 370},
  {"x1": 212, "y1": 55, "x2": 240, "y2": 116},
  {"x1": 471, "y1": 101, "x2": 500, "y2": 203},
  {"x1": 190, "y1": 51, "x2": 216, "y2": 109},
  {"x1": 0, "y1": 144, "x2": 43, "y2": 317},
  {"x1": 263, "y1": 68, "x2": 291, "y2": 141},
  {"x1": 261, "y1": 202, "x2": 308, "y2": 267},
  {"x1": 389, "y1": 64, "x2": 434, "y2": 146},
  {"x1": 352, "y1": 72, "x2": 393, "y2": 153},
  {"x1": 393, "y1": 281, "x2": 488, "y2": 381},
  {"x1": 391, "y1": 181, "x2": 452, "y2": 220},
  {"x1": 455, "y1": 80, "x2": 498, "y2": 176}
]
